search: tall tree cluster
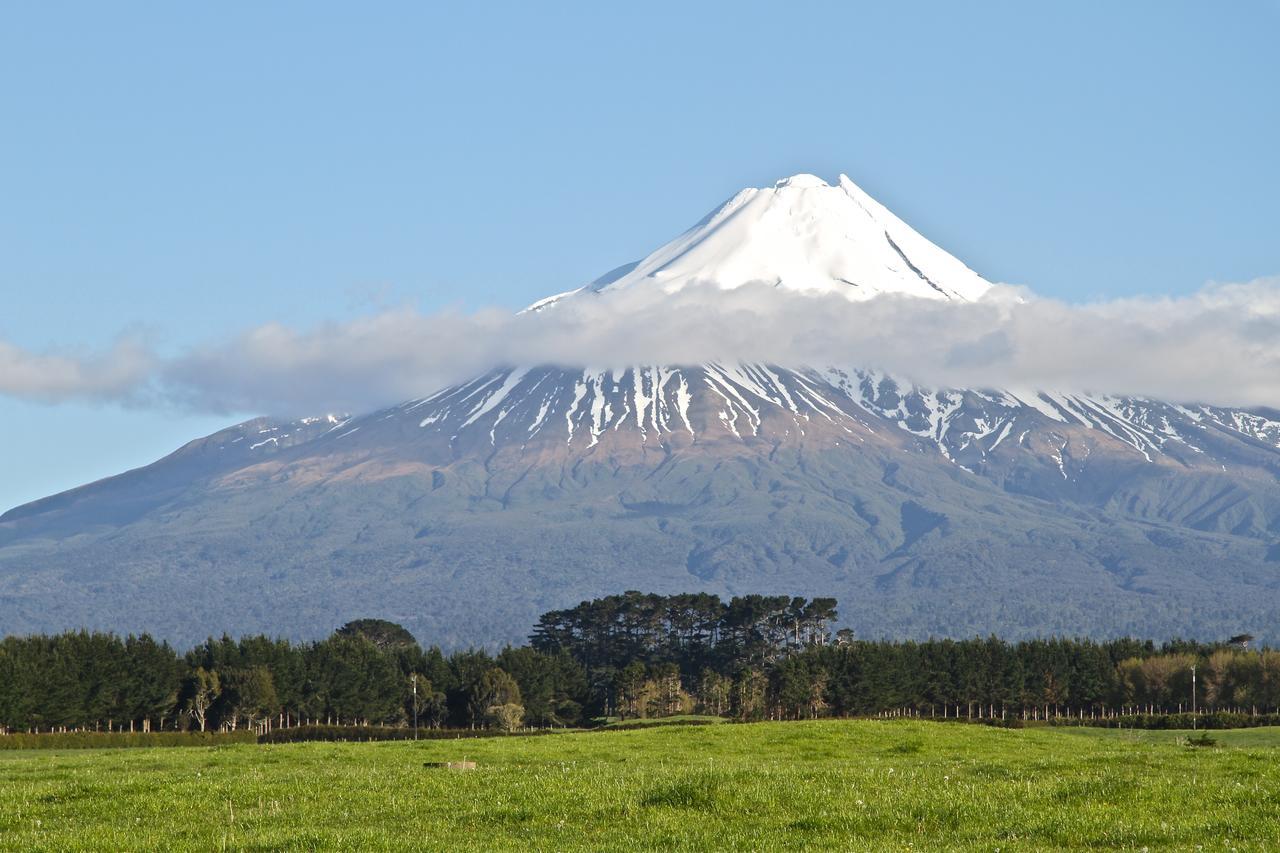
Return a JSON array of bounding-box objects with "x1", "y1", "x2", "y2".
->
[{"x1": 532, "y1": 592, "x2": 838, "y2": 670}]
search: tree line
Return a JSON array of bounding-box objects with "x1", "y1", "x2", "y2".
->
[{"x1": 0, "y1": 594, "x2": 1271, "y2": 734}]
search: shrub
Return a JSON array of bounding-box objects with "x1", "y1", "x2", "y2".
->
[
  {"x1": 1048, "y1": 712, "x2": 1280, "y2": 730},
  {"x1": 257, "y1": 725, "x2": 566, "y2": 744},
  {"x1": 486, "y1": 703, "x2": 525, "y2": 733},
  {"x1": 0, "y1": 731, "x2": 256, "y2": 750}
]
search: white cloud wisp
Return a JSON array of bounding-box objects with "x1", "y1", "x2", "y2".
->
[{"x1": 6, "y1": 278, "x2": 1280, "y2": 415}]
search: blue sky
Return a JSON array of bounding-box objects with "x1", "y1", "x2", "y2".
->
[{"x1": 2, "y1": 1, "x2": 1278, "y2": 511}]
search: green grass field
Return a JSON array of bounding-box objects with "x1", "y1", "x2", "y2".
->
[{"x1": 2, "y1": 721, "x2": 1277, "y2": 851}]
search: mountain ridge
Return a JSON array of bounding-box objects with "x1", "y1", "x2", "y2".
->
[{"x1": 3, "y1": 174, "x2": 1278, "y2": 647}]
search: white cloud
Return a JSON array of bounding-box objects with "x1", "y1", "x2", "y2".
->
[
  {"x1": 7, "y1": 278, "x2": 1280, "y2": 414},
  {"x1": 0, "y1": 337, "x2": 154, "y2": 405}
]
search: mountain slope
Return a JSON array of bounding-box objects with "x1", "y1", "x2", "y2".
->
[
  {"x1": 2, "y1": 175, "x2": 1278, "y2": 647},
  {"x1": 4, "y1": 364, "x2": 1279, "y2": 648}
]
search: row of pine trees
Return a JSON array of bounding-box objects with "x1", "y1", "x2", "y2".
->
[{"x1": 0, "y1": 593, "x2": 1272, "y2": 733}]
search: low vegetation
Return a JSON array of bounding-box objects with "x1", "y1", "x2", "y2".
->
[
  {"x1": 0, "y1": 731, "x2": 255, "y2": 751},
  {"x1": 2, "y1": 720, "x2": 1279, "y2": 850},
  {"x1": 1050, "y1": 711, "x2": 1280, "y2": 730},
  {"x1": 258, "y1": 724, "x2": 565, "y2": 744}
]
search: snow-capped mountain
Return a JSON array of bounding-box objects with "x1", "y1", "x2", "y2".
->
[
  {"x1": 530, "y1": 173, "x2": 991, "y2": 310},
  {"x1": 3, "y1": 173, "x2": 1279, "y2": 648},
  {"x1": 386, "y1": 173, "x2": 1280, "y2": 489}
]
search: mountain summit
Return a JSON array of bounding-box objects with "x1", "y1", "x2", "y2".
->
[
  {"x1": 3, "y1": 173, "x2": 1279, "y2": 648},
  {"x1": 530, "y1": 173, "x2": 992, "y2": 310}
]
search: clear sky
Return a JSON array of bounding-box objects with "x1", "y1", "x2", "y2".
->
[{"x1": 2, "y1": 1, "x2": 1278, "y2": 512}]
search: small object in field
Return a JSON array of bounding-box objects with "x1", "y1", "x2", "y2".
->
[
  {"x1": 1185, "y1": 732, "x2": 1217, "y2": 748},
  {"x1": 423, "y1": 761, "x2": 478, "y2": 770}
]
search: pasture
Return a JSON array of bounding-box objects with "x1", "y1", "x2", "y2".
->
[{"x1": 1, "y1": 720, "x2": 1277, "y2": 850}]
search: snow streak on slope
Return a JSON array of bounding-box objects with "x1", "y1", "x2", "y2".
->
[
  {"x1": 532, "y1": 174, "x2": 992, "y2": 310},
  {"x1": 351, "y1": 365, "x2": 1280, "y2": 481},
  {"x1": 239, "y1": 414, "x2": 350, "y2": 451}
]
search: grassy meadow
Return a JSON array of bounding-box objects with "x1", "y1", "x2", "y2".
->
[{"x1": 2, "y1": 720, "x2": 1278, "y2": 850}]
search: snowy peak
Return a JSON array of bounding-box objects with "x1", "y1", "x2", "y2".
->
[
  {"x1": 773, "y1": 173, "x2": 829, "y2": 189},
  {"x1": 538, "y1": 173, "x2": 992, "y2": 310}
]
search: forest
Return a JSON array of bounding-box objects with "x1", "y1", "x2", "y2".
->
[{"x1": 0, "y1": 591, "x2": 1273, "y2": 734}]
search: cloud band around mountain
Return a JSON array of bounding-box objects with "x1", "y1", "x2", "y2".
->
[{"x1": 5, "y1": 278, "x2": 1280, "y2": 414}]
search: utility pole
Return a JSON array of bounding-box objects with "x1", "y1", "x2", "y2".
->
[
  {"x1": 411, "y1": 673, "x2": 419, "y2": 740},
  {"x1": 1191, "y1": 664, "x2": 1197, "y2": 732}
]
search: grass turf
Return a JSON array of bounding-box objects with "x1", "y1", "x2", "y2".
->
[{"x1": 1, "y1": 720, "x2": 1277, "y2": 850}]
